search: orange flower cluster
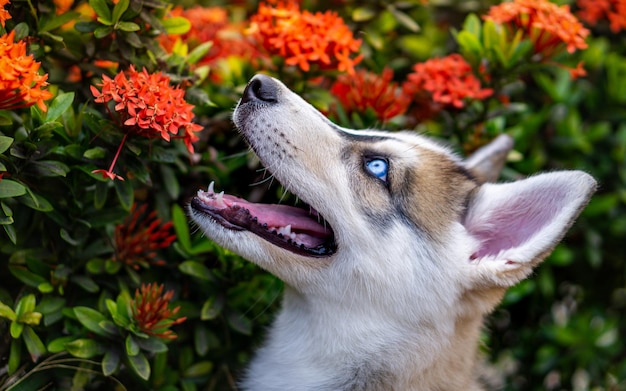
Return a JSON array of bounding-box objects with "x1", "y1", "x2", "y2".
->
[
  {"x1": 484, "y1": 0, "x2": 589, "y2": 58},
  {"x1": 132, "y1": 283, "x2": 186, "y2": 340},
  {"x1": 91, "y1": 66, "x2": 203, "y2": 180},
  {"x1": 160, "y1": 6, "x2": 259, "y2": 67},
  {"x1": 113, "y1": 203, "x2": 176, "y2": 270},
  {"x1": 403, "y1": 54, "x2": 493, "y2": 109},
  {"x1": 0, "y1": 31, "x2": 53, "y2": 112},
  {"x1": 577, "y1": 0, "x2": 626, "y2": 33},
  {"x1": 248, "y1": 1, "x2": 362, "y2": 73},
  {"x1": 0, "y1": 0, "x2": 10, "y2": 27},
  {"x1": 331, "y1": 68, "x2": 410, "y2": 122}
]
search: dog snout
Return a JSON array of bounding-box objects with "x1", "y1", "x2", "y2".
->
[{"x1": 242, "y1": 74, "x2": 279, "y2": 104}]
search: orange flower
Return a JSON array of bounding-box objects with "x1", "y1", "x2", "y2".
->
[
  {"x1": 0, "y1": 31, "x2": 53, "y2": 112},
  {"x1": 403, "y1": 54, "x2": 493, "y2": 110},
  {"x1": 0, "y1": 0, "x2": 10, "y2": 28},
  {"x1": 53, "y1": 0, "x2": 73, "y2": 15},
  {"x1": 330, "y1": 68, "x2": 410, "y2": 122},
  {"x1": 132, "y1": 283, "x2": 186, "y2": 340},
  {"x1": 484, "y1": 0, "x2": 589, "y2": 58},
  {"x1": 112, "y1": 203, "x2": 176, "y2": 270},
  {"x1": 90, "y1": 66, "x2": 203, "y2": 180},
  {"x1": 577, "y1": 0, "x2": 626, "y2": 33},
  {"x1": 160, "y1": 6, "x2": 260, "y2": 67},
  {"x1": 248, "y1": 1, "x2": 362, "y2": 73}
]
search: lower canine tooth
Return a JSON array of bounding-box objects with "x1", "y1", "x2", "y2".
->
[{"x1": 208, "y1": 181, "x2": 215, "y2": 193}]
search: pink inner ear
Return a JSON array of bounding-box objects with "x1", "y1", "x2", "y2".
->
[{"x1": 467, "y1": 188, "x2": 566, "y2": 259}]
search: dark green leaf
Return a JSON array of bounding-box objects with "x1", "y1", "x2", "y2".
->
[
  {"x1": 8, "y1": 339, "x2": 21, "y2": 375},
  {"x1": 135, "y1": 337, "x2": 168, "y2": 353},
  {"x1": 179, "y1": 261, "x2": 213, "y2": 281},
  {"x1": 39, "y1": 12, "x2": 80, "y2": 33},
  {"x1": 9, "y1": 266, "x2": 47, "y2": 288},
  {"x1": 183, "y1": 361, "x2": 213, "y2": 378},
  {"x1": 94, "y1": 26, "x2": 113, "y2": 38},
  {"x1": 187, "y1": 41, "x2": 213, "y2": 65},
  {"x1": 0, "y1": 136, "x2": 13, "y2": 154},
  {"x1": 172, "y1": 204, "x2": 191, "y2": 253},
  {"x1": 114, "y1": 179, "x2": 134, "y2": 211},
  {"x1": 73, "y1": 307, "x2": 112, "y2": 337},
  {"x1": 22, "y1": 326, "x2": 47, "y2": 361},
  {"x1": 200, "y1": 296, "x2": 223, "y2": 321},
  {"x1": 0, "y1": 180, "x2": 27, "y2": 198},
  {"x1": 226, "y1": 311, "x2": 252, "y2": 335},
  {"x1": 31, "y1": 160, "x2": 70, "y2": 177},
  {"x1": 102, "y1": 349, "x2": 121, "y2": 376},
  {"x1": 126, "y1": 334, "x2": 140, "y2": 356},
  {"x1": 127, "y1": 351, "x2": 150, "y2": 380},
  {"x1": 71, "y1": 275, "x2": 100, "y2": 293},
  {"x1": 18, "y1": 192, "x2": 53, "y2": 212},
  {"x1": 160, "y1": 164, "x2": 180, "y2": 199}
]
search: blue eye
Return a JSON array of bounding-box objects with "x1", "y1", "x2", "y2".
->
[{"x1": 365, "y1": 158, "x2": 388, "y2": 182}]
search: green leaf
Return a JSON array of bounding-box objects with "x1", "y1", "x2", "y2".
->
[
  {"x1": 352, "y1": 6, "x2": 376, "y2": 22},
  {"x1": 9, "y1": 266, "x2": 47, "y2": 289},
  {"x1": 47, "y1": 336, "x2": 75, "y2": 353},
  {"x1": 200, "y1": 296, "x2": 223, "y2": 321},
  {"x1": 36, "y1": 297, "x2": 65, "y2": 315},
  {"x1": 117, "y1": 21, "x2": 140, "y2": 32},
  {"x1": 135, "y1": 337, "x2": 168, "y2": 353},
  {"x1": 0, "y1": 136, "x2": 13, "y2": 154},
  {"x1": 111, "y1": 0, "x2": 129, "y2": 24},
  {"x1": 0, "y1": 180, "x2": 27, "y2": 198},
  {"x1": 65, "y1": 338, "x2": 104, "y2": 358},
  {"x1": 387, "y1": 6, "x2": 419, "y2": 32},
  {"x1": 0, "y1": 300, "x2": 16, "y2": 321},
  {"x1": 73, "y1": 306, "x2": 112, "y2": 337},
  {"x1": 94, "y1": 26, "x2": 113, "y2": 38},
  {"x1": 114, "y1": 179, "x2": 134, "y2": 211},
  {"x1": 31, "y1": 160, "x2": 70, "y2": 177},
  {"x1": 71, "y1": 275, "x2": 100, "y2": 293},
  {"x1": 187, "y1": 41, "x2": 213, "y2": 65},
  {"x1": 160, "y1": 164, "x2": 180, "y2": 199},
  {"x1": 39, "y1": 12, "x2": 80, "y2": 33},
  {"x1": 126, "y1": 334, "x2": 140, "y2": 356},
  {"x1": 161, "y1": 16, "x2": 191, "y2": 35},
  {"x1": 22, "y1": 326, "x2": 46, "y2": 361},
  {"x1": 172, "y1": 204, "x2": 191, "y2": 253},
  {"x1": 17, "y1": 311, "x2": 42, "y2": 326},
  {"x1": 127, "y1": 351, "x2": 150, "y2": 380},
  {"x1": 179, "y1": 261, "x2": 213, "y2": 281},
  {"x1": 3, "y1": 224, "x2": 16, "y2": 244},
  {"x1": 83, "y1": 146, "x2": 107, "y2": 160},
  {"x1": 183, "y1": 361, "x2": 213, "y2": 378},
  {"x1": 90, "y1": 0, "x2": 112, "y2": 24},
  {"x1": 15, "y1": 294, "x2": 36, "y2": 317},
  {"x1": 102, "y1": 349, "x2": 121, "y2": 376},
  {"x1": 18, "y1": 192, "x2": 53, "y2": 212},
  {"x1": 227, "y1": 311, "x2": 252, "y2": 335},
  {"x1": 10, "y1": 321, "x2": 24, "y2": 338},
  {"x1": 8, "y1": 339, "x2": 21, "y2": 375},
  {"x1": 94, "y1": 181, "x2": 109, "y2": 209},
  {"x1": 46, "y1": 92, "x2": 74, "y2": 122}
]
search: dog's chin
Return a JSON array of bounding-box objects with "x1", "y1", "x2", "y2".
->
[{"x1": 189, "y1": 182, "x2": 337, "y2": 258}]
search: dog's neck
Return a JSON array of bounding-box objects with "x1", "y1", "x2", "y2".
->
[{"x1": 243, "y1": 288, "x2": 496, "y2": 390}]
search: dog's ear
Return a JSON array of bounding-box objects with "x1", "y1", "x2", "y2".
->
[
  {"x1": 463, "y1": 171, "x2": 596, "y2": 287},
  {"x1": 465, "y1": 134, "x2": 514, "y2": 183}
]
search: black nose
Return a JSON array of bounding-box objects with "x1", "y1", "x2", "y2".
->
[{"x1": 241, "y1": 74, "x2": 279, "y2": 104}]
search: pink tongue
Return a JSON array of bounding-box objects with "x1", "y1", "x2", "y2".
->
[{"x1": 224, "y1": 195, "x2": 328, "y2": 236}]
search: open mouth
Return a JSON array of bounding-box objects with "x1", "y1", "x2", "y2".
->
[{"x1": 190, "y1": 182, "x2": 337, "y2": 257}]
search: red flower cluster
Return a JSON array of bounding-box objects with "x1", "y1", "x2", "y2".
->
[
  {"x1": 90, "y1": 66, "x2": 203, "y2": 180},
  {"x1": 132, "y1": 283, "x2": 186, "y2": 340},
  {"x1": 577, "y1": 0, "x2": 626, "y2": 33},
  {"x1": 484, "y1": 0, "x2": 589, "y2": 58},
  {"x1": 331, "y1": 68, "x2": 410, "y2": 122},
  {"x1": 113, "y1": 203, "x2": 176, "y2": 270},
  {"x1": 160, "y1": 6, "x2": 260, "y2": 67},
  {"x1": 403, "y1": 54, "x2": 493, "y2": 109},
  {"x1": 248, "y1": 1, "x2": 362, "y2": 73},
  {"x1": 0, "y1": 31, "x2": 53, "y2": 112}
]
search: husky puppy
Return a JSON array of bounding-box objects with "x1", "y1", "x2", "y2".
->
[{"x1": 189, "y1": 74, "x2": 596, "y2": 390}]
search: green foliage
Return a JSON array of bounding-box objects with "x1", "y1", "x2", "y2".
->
[{"x1": 0, "y1": 0, "x2": 623, "y2": 390}]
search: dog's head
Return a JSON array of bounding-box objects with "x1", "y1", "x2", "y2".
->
[{"x1": 189, "y1": 74, "x2": 596, "y2": 314}]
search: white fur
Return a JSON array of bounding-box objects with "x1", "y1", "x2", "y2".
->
[{"x1": 189, "y1": 75, "x2": 597, "y2": 390}]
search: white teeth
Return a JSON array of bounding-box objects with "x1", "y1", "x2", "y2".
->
[
  {"x1": 277, "y1": 225, "x2": 297, "y2": 241},
  {"x1": 215, "y1": 191, "x2": 225, "y2": 207},
  {"x1": 207, "y1": 181, "x2": 215, "y2": 194}
]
